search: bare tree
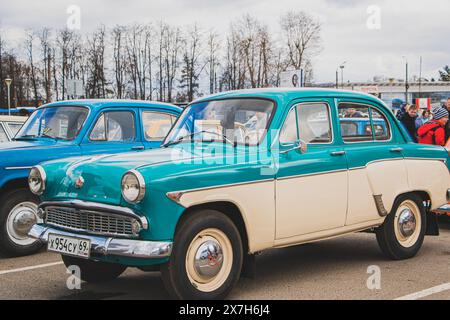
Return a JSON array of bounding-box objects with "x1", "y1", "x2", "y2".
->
[
  {"x1": 38, "y1": 28, "x2": 52, "y2": 103},
  {"x1": 280, "y1": 11, "x2": 321, "y2": 70},
  {"x1": 206, "y1": 31, "x2": 220, "y2": 94},
  {"x1": 25, "y1": 30, "x2": 39, "y2": 107},
  {"x1": 56, "y1": 29, "x2": 74, "y2": 99},
  {"x1": 162, "y1": 24, "x2": 182, "y2": 102},
  {"x1": 86, "y1": 26, "x2": 107, "y2": 98},
  {"x1": 0, "y1": 31, "x2": 5, "y2": 107},
  {"x1": 112, "y1": 25, "x2": 126, "y2": 98},
  {"x1": 179, "y1": 24, "x2": 206, "y2": 102}
]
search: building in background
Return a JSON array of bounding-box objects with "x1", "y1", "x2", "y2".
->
[{"x1": 316, "y1": 81, "x2": 450, "y2": 110}]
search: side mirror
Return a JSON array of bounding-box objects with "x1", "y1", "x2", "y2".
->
[{"x1": 280, "y1": 139, "x2": 308, "y2": 155}]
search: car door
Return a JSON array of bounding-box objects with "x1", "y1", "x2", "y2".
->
[
  {"x1": 275, "y1": 99, "x2": 348, "y2": 240},
  {"x1": 337, "y1": 100, "x2": 408, "y2": 225},
  {"x1": 140, "y1": 109, "x2": 178, "y2": 149},
  {"x1": 80, "y1": 108, "x2": 144, "y2": 155}
]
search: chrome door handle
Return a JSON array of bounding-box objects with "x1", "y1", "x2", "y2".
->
[
  {"x1": 390, "y1": 148, "x2": 403, "y2": 153},
  {"x1": 330, "y1": 151, "x2": 346, "y2": 156},
  {"x1": 131, "y1": 146, "x2": 145, "y2": 151}
]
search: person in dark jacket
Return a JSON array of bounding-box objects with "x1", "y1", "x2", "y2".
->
[
  {"x1": 444, "y1": 98, "x2": 450, "y2": 141},
  {"x1": 396, "y1": 104, "x2": 419, "y2": 142},
  {"x1": 417, "y1": 107, "x2": 449, "y2": 146}
]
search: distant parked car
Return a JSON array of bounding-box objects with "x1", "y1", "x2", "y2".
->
[
  {"x1": 0, "y1": 100, "x2": 182, "y2": 257},
  {"x1": 29, "y1": 89, "x2": 449, "y2": 299},
  {"x1": 0, "y1": 116, "x2": 27, "y2": 143}
]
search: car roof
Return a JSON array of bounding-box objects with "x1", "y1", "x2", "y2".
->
[
  {"x1": 0, "y1": 115, "x2": 28, "y2": 122},
  {"x1": 38, "y1": 99, "x2": 182, "y2": 113},
  {"x1": 193, "y1": 88, "x2": 389, "y2": 109}
]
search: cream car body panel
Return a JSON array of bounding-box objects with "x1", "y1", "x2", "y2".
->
[{"x1": 177, "y1": 180, "x2": 276, "y2": 253}]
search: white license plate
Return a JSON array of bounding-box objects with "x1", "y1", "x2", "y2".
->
[{"x1": 47, "y1": 234, "x2": 91, "y2": 258}]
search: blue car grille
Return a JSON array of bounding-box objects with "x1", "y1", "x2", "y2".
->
[{"x1": 45, "y1": 206, "x2": 135, "y2": 237}]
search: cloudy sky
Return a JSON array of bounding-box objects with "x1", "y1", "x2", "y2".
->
[{"x1": 1, "y1": 0, "x2": 449, "y2": 83}]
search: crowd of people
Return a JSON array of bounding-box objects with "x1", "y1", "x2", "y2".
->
[{"x1": 396, "y1": 98, "x2": 450, "y2": 147}]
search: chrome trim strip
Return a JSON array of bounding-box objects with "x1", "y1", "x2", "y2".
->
[
  {"x1": 276, "y1": 168, "x2": 348, "y2": 181},
  {"x1": 5, "y1": 166, "x2": 33, "y2": 170},
  {"x1": 29, "y1": 224, "x2": 172, "y2": 259},
  {"x1": 348, "y1": 157, "x2": 447, "y2": 171},
  {"x1": 166, "y1": 178, "x2": 275, "y2": 204},
  {"x1": 166, "y1": 157, "x2": 448, "y2": 203}
]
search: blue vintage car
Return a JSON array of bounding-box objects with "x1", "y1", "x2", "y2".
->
[
  {"x1": 29, "y1": 89, "x2": 449, "y2": 299},
  {"x1": 0, "y1": 100, "x2": 181, "y2": 256}
]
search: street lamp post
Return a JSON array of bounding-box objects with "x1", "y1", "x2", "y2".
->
[
  {"x1": 4, "y1": 77, "x2": 12, "y2": 116},
  {"x1": 339, "y1": 62, "x2": 346, "y2": 89},
  {"x1": 402, "y1": 56, "x2": 409, "y2": 104}
]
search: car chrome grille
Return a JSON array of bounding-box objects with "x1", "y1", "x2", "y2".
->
[{"x1": 45, "y1": 206, "x2": 135, "y2": 237}]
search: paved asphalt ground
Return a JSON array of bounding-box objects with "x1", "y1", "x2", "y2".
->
[{"x1": 1, "y1": 219, "x2": 449, "y2": 300}]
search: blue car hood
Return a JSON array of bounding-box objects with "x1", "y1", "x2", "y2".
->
[{"x1": 0, "y1": 139, "x2": 59, "y2": 150}]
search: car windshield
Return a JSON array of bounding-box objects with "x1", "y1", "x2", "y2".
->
[
  {"x1": 15, "y1": 106, "x2": 89, "y2": 141},
  {"x1": 164, "y1": 99, "x2": 275, "y2": 146}
]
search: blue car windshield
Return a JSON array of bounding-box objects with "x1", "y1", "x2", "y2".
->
[
  {"x1": 15, "y1": 106, "x2": 89, "y2": 141},
  {"x1": 164, "y1": 99, "x2": 275, "y2": 146}
]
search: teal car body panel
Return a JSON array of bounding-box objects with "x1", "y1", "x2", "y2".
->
[{"x1": 34, "y1": 89, "x2": 450, "y2": 267}]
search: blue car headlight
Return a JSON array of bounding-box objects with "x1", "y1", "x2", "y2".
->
[{"x1": 28, "y1": 166, "x2": 46, "y2": 195}]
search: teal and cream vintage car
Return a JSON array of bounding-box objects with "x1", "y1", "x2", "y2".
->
[{"x1": 28, "y1": 89, "x2": 450, "y2": 299}]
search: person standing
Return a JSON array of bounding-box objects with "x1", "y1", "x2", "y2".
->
[
  {"x1": 444, "y1": 97, "x2": 450, "y2": 141},
  {"x1": 415, "y1": 110, "x2": 431, "y2": 128},
  {"x1": 396, "y1": 104, "x2": 419, "y2": 142},
  {"x1": 417, "y1": 107, "x2": 449, "y2": 146}
]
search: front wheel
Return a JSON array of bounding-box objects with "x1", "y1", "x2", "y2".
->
[
  {"x1": 161, "y1": 210, "x2": 243, "y2": 300},
  {"x1": 0, "y1": 188, "x2": 42, "y2": 257},
  {"x1": 376, "y1": 194, "x2": 426, "y2": 260},
  {"x1": 62, "y1": 255, "x2": 127, "y2": 283}
]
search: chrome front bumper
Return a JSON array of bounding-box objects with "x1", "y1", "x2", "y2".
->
[{"x1": 29, "y1": 224, "x2": 172, "y2": 259}]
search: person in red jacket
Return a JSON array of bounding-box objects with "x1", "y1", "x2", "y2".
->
[{"x1": 417, "y1": 107, "x2": 449, "y2": 146}]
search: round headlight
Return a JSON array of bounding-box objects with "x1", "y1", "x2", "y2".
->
[
  {"x1": 28, "y1": 166, "x2": 46, "y2": 195},
  {"x1": 121, "y1": 170, "x2": 145, "y2": 204}
]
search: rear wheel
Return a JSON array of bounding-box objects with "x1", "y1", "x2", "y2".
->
[
  {"x1": 0, "y1": 188, "x2": 42, "y2": 257},
  {"x1": 161, "y1": 210, "x2": 243, "y2": 300},
  {"x1": 62, "y1": 255, "x2": 127, "y2": 283},
  {"x1": 376, "y1": 194, "x2": 426, "y2": 260}
]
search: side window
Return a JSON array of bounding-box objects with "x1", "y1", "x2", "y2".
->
[
  {"x1": 338, "y1": 103, "x2": 391, "y2": 142},
  {"x1": 280, "y1": 103, "x2": 333, "y2": 145},
  {"x1": 279, "y1": 108, "x2": 298, "y2": 144},
  {"x1": 142, "y1": 112, "x2": 176, "y2": 141},
  {"x1": 6, "y1": 123, "x2": 23, "y2": 136},
  {"x1": 0, "y1": 125, "x2": 8, "y2": 142},
  {"x1": 297, "y1": 103, "x2": 332, "y2": 144},
  {"x1": 90, "y1": 111, "x2": 136, "y2": 142},
  {"x1": 338, "y1": 104, "x2": 371, "y2": 142},
  {"x1": 370, "y1": 108, "x2": 391, "y2": 141}
]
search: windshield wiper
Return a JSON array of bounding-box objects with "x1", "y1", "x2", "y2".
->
[{"x1": 162, "y1": 131, "x2": 235, "y2": 148}]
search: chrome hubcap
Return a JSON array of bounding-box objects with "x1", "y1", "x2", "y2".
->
[
  {"x1": 6, "y1": 202, "x2": 39, "y2": 246},
  {"x1": 398, "y1": 209, "x2": 416, "y2": 238},
  {"x1": 194, "y1": 240, "x2": 224, "y2": 280}
]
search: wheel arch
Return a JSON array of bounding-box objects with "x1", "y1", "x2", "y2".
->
[
  {"x1": 0, "y1": 178, "x2": 29, "y2": 199},
  {"x1": 391, "y1": 190, "x2": 438, "y2": 236},
  {"x1": 176, "y1": 201, "x2": 250, "y2": 254}
]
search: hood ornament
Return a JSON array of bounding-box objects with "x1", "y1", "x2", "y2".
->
[{"x1": 75, "y1": 176, "x2": 85, "y2": 189}]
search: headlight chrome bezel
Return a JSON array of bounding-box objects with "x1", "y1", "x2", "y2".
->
[
  {"x1": 29, "y1": 165, "x2": 46, "y2": 195},
  {"x1": 121, "y1": 170, "x2": 146, "y2": 204}
]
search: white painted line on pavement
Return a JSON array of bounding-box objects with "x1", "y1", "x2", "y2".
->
[
  {"x1": 395, "y1": 283, "x2": 450, "y2": 300},
  {"x1": 0, "y1": 261, "x2": 63, "y2": 276}
]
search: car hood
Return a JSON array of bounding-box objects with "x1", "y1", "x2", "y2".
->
[
  {"x1": 0, "y1": 139, "x2": 58, "y2": 150},
  {"x1": 43, "y1": 144, "x2": 230, "y2": 205}
]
